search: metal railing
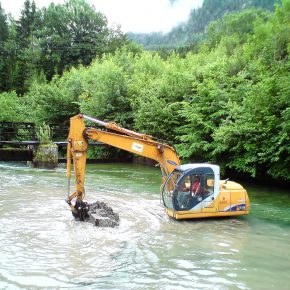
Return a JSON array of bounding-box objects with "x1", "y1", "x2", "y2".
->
[
  {"x1": 0, "y1": 122, "x2": 101, "y2": 147},
  {"x1": 0, "y1": 122, "x2": 36, "y2": 142},
  {"x1": 0, "y1": 122, "x2": 68, "y2": 144}
]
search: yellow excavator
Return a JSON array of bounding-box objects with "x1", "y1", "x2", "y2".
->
[{"x1": 66, "y1": 114, "x2": 250, "y2": 222}]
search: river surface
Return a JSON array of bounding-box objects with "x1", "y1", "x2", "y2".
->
[{"x1": 0, "y1": 162, "x2": 290, "y2": 289}]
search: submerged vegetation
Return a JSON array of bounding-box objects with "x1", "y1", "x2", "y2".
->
[{"x1": 0, "y1": 0, "x2": 289, "y2": 181}]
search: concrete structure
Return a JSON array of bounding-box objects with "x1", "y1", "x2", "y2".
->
[{"x1": 32, "y1": 143, "x2": 58, "y2": 169}]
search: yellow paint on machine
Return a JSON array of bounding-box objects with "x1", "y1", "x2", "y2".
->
[
  {"x1": 166, "y1": 181, "x2": 250, "y2": 220},
  {"x1": 167, "y1": 209, "x2": 249, "y2": 220},
  {"x1": 66, "y1": 114, "x2": 250, "y2": 221}
]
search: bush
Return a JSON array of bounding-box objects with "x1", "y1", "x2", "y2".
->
[{"x1": 36, "y1": 122, "x2": 52, "y2": 144}]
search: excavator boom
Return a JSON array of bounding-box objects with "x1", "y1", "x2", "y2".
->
[{"x1": 66, "y1": 114, "x2": 180, "y2": 221}]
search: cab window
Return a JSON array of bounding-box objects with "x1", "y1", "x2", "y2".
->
[
  {"x1": 162, "y1": 171, "x2": 181, "y2": 210},
  {"x1": 205, "y1": 174, "x2": 215, "y2": 195}
]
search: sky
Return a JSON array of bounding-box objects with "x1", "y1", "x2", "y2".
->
[{"x1": 1, "y1": 0, "x2": 203, "y2": 33}]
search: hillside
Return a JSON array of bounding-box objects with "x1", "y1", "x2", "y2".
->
[{"x1": 128, "y1": 0, "x2": 281, "y2": 50}]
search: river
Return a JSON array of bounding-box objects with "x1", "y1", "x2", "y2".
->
[{"x1": 0, "y1": 162, "x2": 289, "y2": 289}]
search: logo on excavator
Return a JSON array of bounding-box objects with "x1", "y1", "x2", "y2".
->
[
  {"x1": 132, "y1": 142, "x2": 144, "y2": 153},
  {"x1": 74, "y1": 141, "x2": 83, "y2": 146}
]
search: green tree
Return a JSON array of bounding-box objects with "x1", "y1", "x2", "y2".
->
[
  {"x1": 0, "y1": 91, "x2": 26, "y2": 121},
  {"x1": 16, "y1": 0, "x2": 37, "y2": 47},
  {"x1": 80, "y1": 56, "x2": 132, "y2": 126},
  {"x1": 0, "y1": 0, "x2": 128, "y2": 93},
  {"x1": 38, "y1": 0, "x2": 128, "y2": 79},
  {"x1": 211, "y1": 0, "x2": 290, "y2": 179},
  {"x1": 25, "y1": 74, "x2": 80, "y2": 124},
  {"x1": 0, "y1": 3, "x2": 9, "y2": 91},
  {"x1": 12, "y1": 0, "x2": 41, "y2": 94},
  {"x1": 0, "y1": 3, "x2": 8, "y2": 42},
  {"x1": 129, "y1": 0, "x2": 280, "y2": 50}
]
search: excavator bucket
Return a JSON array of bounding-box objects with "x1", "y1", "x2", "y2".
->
[{"x1": 70, "y1": 200, "x2": 120, "y2": 227}]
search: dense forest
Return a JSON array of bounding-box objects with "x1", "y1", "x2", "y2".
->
[
  {"x1": 128, "y1": 0, "x2": 281, "y2": 50},
  {"x1": 0, "y1": 0, "x2": 289, "y2": 181},
  {"x1": 0, "y1": 0, "x2": 129, "y2": 94}
]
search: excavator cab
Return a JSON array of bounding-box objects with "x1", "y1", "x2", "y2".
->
[{"x1": 162, "y1": 164, "x2": 220, "y2": 218}]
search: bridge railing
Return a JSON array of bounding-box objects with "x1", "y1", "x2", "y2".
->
[
  {"x1": 0, "y1": 122, "x2": 69, "y2": 143},
  {"x1": 49, "y1": 124, "x2": 69, "y2": 141},
  {"x1": 0, "y1": 122, "x2": 36, "y2": 142},
  {"x1": 0, "y1": 121, "x2": 103, "y2": 161},
  {"x1": 0, "y1": 122, "x2": 106, "y2": 148}
]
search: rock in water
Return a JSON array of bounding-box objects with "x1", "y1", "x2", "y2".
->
[{"x1": 88, "y1": 201, "x2": 119, "y2": 227}]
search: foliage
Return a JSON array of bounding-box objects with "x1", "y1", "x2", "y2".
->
[
  {"x1": 206, "y1": 9, "x2": 270, "y2": 51},
  {"x1": 36, "y1": 122, "x2": 52, "y2": 144},
  {"x1": 128, "y1": 0, "x2": 280, "y2": 50},
  {"x1": 24, "y1": 74, "x2": 80, "y2": 124},
  {"x1": 0, "y1": 0, "x2": 128, "y2": 94},
  {"x1": 0, "y1": 91, "x2": 26, "y2": 121},
  {"x1": 80, "y1": 55, "x2": 132, "y2": 126},
  {"x1": 0, "y1": 4, "x2": 9, "y2": 91},
  {"x1": 0, "y1": 0, "x2": 289, "y2": 181}
]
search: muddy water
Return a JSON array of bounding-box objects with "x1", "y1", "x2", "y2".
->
[{"x1": 0, "y1": 162, "x2": 290, "y2": 289}]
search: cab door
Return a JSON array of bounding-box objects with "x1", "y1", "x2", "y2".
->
[{"x1": 202, "y1": 173, "x2": 216, "y2": 212}]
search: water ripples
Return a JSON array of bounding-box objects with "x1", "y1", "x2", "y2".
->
[{"x1": 1, "y1": 163, "x2": 290, "y2": 289}]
